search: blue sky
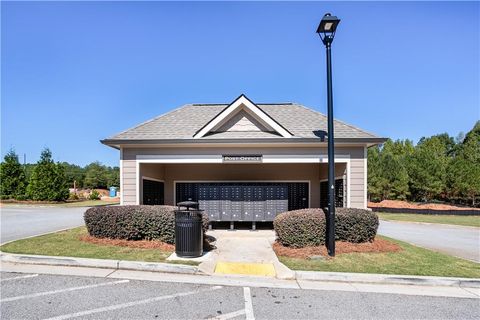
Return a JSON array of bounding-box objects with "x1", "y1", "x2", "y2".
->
[{"x1": 2, "y1": 1, "x2": 479, "y2": 167}]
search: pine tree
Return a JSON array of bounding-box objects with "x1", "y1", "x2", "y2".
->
[
  {"x1": 27, "y1": 148, "x2": 69, "y2": 201},
  {"x1": 409, "y1": 136, "x2": 448, "y2": 201},
  {"x1": 0, "y1": 149, "x2": 27, "y2": 198},
  {"x1": 448, "y1": 124, "x2": 480, "y2": 206},
  {"x1": 367, "y1": 145, "x2": 382, "y2": 202}
]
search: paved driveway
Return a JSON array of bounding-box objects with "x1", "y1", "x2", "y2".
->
[
  {"x1": 378, "y1": 220, "x2": 480, "y2": 263},
  {"x1": 0, "y1": 206, "x2": 86, "y2": 244}
]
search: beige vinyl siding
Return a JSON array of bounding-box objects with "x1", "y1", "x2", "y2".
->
[
  {"x1": 350, "y1": 158, "x2": 366, "y2": 209},
  {"x1": 122, "y1": 160, "x2": 136, "y2": 204}
]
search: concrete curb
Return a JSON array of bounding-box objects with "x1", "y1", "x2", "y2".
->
[
  {"x1": 0, "y1": 252, "x2": 200, "y2": 275},
  {"x1": 295, "y1": 270, "x2": 480, "y2": 288},
  {"x1": 2, "y1": 252, "x2": 479, "y2": 289}
]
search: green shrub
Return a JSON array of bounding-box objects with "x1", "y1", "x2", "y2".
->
[
  {"x1": 69, "y1": 192, "x2": 79, "y2": 200},
  {"x1": 0, "y1": 195, "x2": 12, "y2": 200},
  {"x1": 14, "y1": 194, "x2": 29, "y2": 201},
  {"x1": 273, "y1": 209, "x2": 326, "y2": 248},
  {"x1": 334, "y1": 208, "x2": 379, "y2": 243},
  {"x1": 89, "y1": 190, "x2": 100, "y2": 200},
  {"x1": 84, "y1": 205, "x2": 209, "y2": 244},
  {"x1": 274, "y1": 208, "x2": 378, "y2": 247}
]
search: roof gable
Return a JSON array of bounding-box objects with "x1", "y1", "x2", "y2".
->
[
  {"x1": 213, "y1": 109, "x2": 273, "y2": 133},
  {"x1": 193, "y1": 94, "x2": 293, "y2": 138}
]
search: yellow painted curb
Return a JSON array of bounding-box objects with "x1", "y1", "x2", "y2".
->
[{"x1": 214, "y1": 261, "x2": 276, "y2": 277}]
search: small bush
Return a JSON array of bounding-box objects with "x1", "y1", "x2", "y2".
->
[
  {"x1": 14, "y1": 194, "x2": 29, "y2": 201},
  {"x1": 84, "y1": 205, "x2": 209, "y2": 244},
  {"x1": 0, "y1": 195, "x2": 12, "y2": 200},
  {"x1": 334, "y1": 208, "x2": 379, "y2": 243},
  {"x1": 274, "y1": 208, "x2": 378, "y2": 248},
  {"x1": 89, "y1": 190, "x2": 100, "y2": 200},
  {"x1": 274, "y1": 209, "x2": 326, "y2": 248},
  {"x1": 69, "y1": 193, "x2": 79, "y2": 200}
]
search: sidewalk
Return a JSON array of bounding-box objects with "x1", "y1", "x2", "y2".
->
[{"x1": 197, "y1": 230, "x2": 294, "y2": 279}]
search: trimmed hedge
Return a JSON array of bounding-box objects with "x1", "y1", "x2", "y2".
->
[
  {"x1": 273, "y1": 209, "x2": 326, "y2": 248},
  {"x1": 334, "y1": 208, "x2": 379, "y2": 243},
  {"x1": 274, "y1": 208, "x2": 378, "y2": 248},
  {"x1": 84, "y1": 205, "x2": 209, "y2": 244}
]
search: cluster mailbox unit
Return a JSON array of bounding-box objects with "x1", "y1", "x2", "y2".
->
[{"x1": 180, "y1": 183, "x2": 294, "y2": 229}]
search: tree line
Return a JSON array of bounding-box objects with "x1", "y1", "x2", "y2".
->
[
  {"x1": 0, "y1": 148, "x2": 119, "y2": 201},
  {"x1": 368, "y1": 121, "x2": 480, "y2": 206}
]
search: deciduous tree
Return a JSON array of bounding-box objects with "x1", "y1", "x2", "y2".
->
[{"x1": 84, "y1": 162, "x2": 109, "y2": 189}]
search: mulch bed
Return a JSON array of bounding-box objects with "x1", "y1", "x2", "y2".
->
[
  {"x1": 273, "y1": 238, "x2": 401, "y2": 260},
  {"x1": 79, "y1": 235, "x2": 174, "y2": 251},
  {"x1": 368, "y1": 200, "x2": 479, "y2": 211}
]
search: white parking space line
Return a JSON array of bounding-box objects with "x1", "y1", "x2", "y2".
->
[
  {"x1": 1, "y1": 279, "x2": 130, "y2": 302},
  {"x1": 0, "y1": 274, "x2": 39, "y2": 282},
  {"x1": 243, "y1": 287, "x2": 255, "y2": 320},
  {"x1": 43, "y1": 285, "x2": 223, "y2": 320},
  {"x1": 208, "y1": 309, "x2": 246, "y2": 320}
]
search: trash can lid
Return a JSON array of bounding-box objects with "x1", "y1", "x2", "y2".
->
[{"x1": 176, "y1": 201, "x2": 198, "y2": 209}]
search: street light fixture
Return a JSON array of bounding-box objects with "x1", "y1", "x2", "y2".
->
[{"x1": 316, "y1": 13, "x2": 340, "y2": 257}]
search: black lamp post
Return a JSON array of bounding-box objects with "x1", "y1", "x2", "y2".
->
[{"x1": 317, "y1": 13, "x2": 340, "y2": 257}]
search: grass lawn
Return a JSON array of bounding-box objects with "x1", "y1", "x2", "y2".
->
[
  {"x1": 60, "y1": 200, "x2": 119, "y2": 207},
  {"x1": 0, "y1": 227, "x2": 196, "y2": 265},
  {"x1": 0, "y1": 200, "x2": 119, "y2": 208},
  {"x1": 377, "y1": 212, "x2": 480, "y2": 228},
  {"x1": 278, "y1": 236, "x2": 480, "y2": 278}
]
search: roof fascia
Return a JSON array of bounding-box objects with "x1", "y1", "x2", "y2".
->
[{"x1": 101, "y1": 137, "x2": 387, "y2": 149}]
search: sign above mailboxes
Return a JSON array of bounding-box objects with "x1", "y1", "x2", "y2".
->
[{"x1": 222, "y1": 155, "x2": 263, "y2": 163}]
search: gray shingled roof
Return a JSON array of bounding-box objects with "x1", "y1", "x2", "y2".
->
[{"x1": 105, "y1": 103, "x2": 381, "y2": 142}]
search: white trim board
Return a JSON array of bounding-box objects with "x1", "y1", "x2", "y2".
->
[
  {"x1": 119, "y1": 147, "x2": 124, "y2": 206},
  {"x1": 142, "y1": 176, "x2": 164, "y2": 183},
  {"x1": 136, "y1": 154, "x2": 351, "y2": 164},
  {"x1": 364, "y1": 146, "x2": 368, "y2": 209}
]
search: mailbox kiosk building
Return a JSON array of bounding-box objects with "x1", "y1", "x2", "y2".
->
[{"x1": 102, "y1": 95, "x2": 385, "y2": 224}]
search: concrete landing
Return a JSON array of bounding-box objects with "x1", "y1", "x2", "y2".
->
[{"x1": 198, "y1": 230, "x2": 294, "y2": 279}]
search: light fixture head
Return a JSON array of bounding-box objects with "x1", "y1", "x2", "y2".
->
[{"x1": 316, "y1": 13, "x2": 341, "y2": 44}]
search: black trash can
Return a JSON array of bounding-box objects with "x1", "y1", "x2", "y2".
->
[{"x1": 175, "y1": 201, "x2": 203, "y2": 258}]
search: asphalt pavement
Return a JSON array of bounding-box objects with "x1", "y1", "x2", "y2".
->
[
  {"x1": 0, "y1": 206, "x2": 86, "y2": 244},
  {"x1": 378, "y1": 220, "x2": 480, "y2": 262},
  {"x1": 1, "y1": 271, "x2": 479, "y2": 320}
]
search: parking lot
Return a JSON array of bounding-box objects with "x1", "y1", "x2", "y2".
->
[{"x1": 1, "y1": 271, "x2": 479, "y2": 320}]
